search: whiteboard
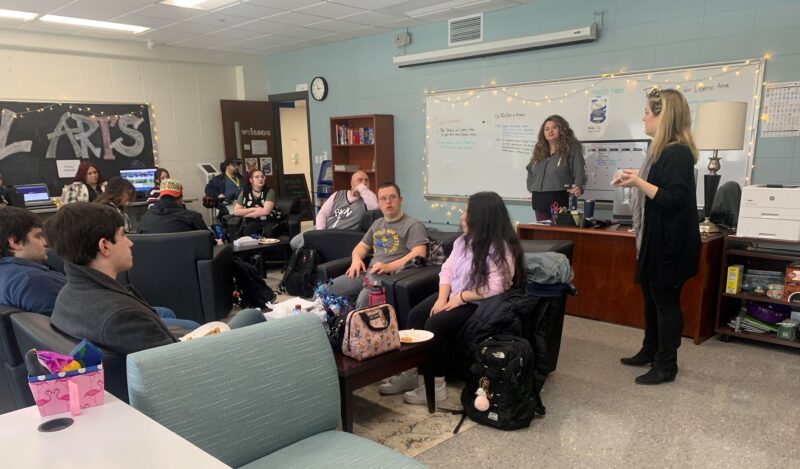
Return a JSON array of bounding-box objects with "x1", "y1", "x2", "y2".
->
[{"x1": 425, "y1": 60, "x2": 763, "y2": 203}]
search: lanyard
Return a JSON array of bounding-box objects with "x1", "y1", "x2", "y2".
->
[{"x1": 226, "y1": 173, "x2": 240, "y2": 189}]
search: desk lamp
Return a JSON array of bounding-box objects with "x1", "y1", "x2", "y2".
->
[{"x1": 693, "y1": 101, "x2": 747, "y2": 234}]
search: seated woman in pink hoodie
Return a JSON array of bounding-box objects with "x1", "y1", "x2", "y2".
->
[{"x1": 379, "y1": 191, "x2": 524, "y2": 405}]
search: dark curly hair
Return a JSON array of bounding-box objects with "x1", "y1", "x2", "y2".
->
[{"x1": 530, "y1": 115, "x2": 580, "y2": 164}]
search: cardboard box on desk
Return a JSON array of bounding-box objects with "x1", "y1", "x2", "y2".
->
[{"x1": 28, "y1": 365, "x2": 105, "y2": 417}]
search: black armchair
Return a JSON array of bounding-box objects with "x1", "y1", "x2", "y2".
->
[
  {"x1": 11, "y1": 313, "x2": 129, "y2": 403},
  {"x1": 302, "y1": 229, "x2": 366, "y2": 284},
  {"x1": 0, "y1": 305, "x2": 28, "y2": 413},
  {"x1": 120, "y1": 231, "x2": 233, "y2": 324},
  {"x1": 276, "y1": 195, "x2": 302, "y2": 240}
]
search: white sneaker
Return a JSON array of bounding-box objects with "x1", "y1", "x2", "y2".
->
[
  {"x1": 379, "y1": 369, "x2": 418, "y2": 395},
  {"x1": 403, "y1": 377, "x2": 446, "y2": 405}
]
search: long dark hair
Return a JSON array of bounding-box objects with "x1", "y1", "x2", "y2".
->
[
  {"x1": 154, "y1": 168, "x2": 170, "y2": 186},
  {"x1": 463, "y1": 192, "x2": 525, "y2": 292},
  {"x1": 95, "y1": 176, "x2": 135, "y2": 210},
  {"x1": 71, "y1": 161, "x2": 105, "y2": 185},
  {"x1": 530, "y1": 115, "x2": 579, "y2": 163}
]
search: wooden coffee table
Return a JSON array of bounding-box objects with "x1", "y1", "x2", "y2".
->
[{"x1": 334, "y1": 340, "x2": 436, "y2": 433}]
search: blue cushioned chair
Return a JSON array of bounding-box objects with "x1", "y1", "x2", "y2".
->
[{"x1": 126, "y1": 314, "x2": 425, "y2": 469}]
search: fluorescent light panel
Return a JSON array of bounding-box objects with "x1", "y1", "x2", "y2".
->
[
  {"x1": 0, "y1": 9, "x2": 38, "y2": 21},
  {"x1": 39, "y1": 15, "x2": 149, "y2": 34}
]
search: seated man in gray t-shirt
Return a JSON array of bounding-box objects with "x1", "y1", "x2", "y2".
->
[{"x1": 330, "y1": 182, "x2": 428, "y2": 309}]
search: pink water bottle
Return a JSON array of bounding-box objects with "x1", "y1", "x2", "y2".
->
[{"x1": 367, "y1": 279, "x2": 386, "y2": 306}]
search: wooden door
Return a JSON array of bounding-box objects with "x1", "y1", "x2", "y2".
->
[{"x1": 220, "y1": 100, "x2": 281, "y2": 193}]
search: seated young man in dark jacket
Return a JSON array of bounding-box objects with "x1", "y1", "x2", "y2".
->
[
  {"x1": 0, "y1": 206, "x2": 65, "y2": 315},
  {"x1": 47, "y1": 203, "x2": 263, "y2": 356},
  {"x1": 138, "y1": 179, "x2": 214, "y2": 238}
]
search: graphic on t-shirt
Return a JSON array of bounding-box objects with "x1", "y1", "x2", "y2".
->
[{"x1": 373, "y1": 229, "x2": 401, "y2": 255}]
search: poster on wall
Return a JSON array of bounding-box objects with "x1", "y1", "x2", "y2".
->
[
  {"x1": 0, "y1": 101, "x2": 154, "y2": 196},
  {"x1": 261, "y1": 157, "x2": 273, "y2": 176},
  {"x1": 587, "y1": 95, "x2": 609, "y2": 136},
  {"x1": 244, "y1": 157, "x2": 258, "y2": 174}
]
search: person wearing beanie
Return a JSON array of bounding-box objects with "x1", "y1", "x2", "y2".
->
[{"x1": 138, "y1": 179, "x2": 215, "y2": 244}]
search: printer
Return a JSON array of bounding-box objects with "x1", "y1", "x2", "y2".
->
[{"x1": 737, "y1": 185, "x2": 800, "y2": 241}]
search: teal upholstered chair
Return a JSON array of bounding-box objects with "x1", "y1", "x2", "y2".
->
[{"x1": 126, "y1": 314, "x2": 424, "y2": 469}]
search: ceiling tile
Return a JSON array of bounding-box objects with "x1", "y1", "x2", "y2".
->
[
  {"x1": 172, "y1": 35, "x2": 242, "y2": 48},
  {"x1": 342, "y1": 25, "x2": 393, "y2": 38},
  {"x1": 132, "y1": 4, "x2": 205, "y2": 22},
  {"x1": 182, "y1": 12, "x2": 251, "y2": 28},
  {"x1": 136, "y1": 28, "x2": 199, "y2": 43},
  {"x1": 0, "y1": 0, "x2": 71, "y2": 14},
  {"x1": 247, "y1": 0, "x2": 322, "y2": 9},
  {"x1": 333, "y1": 0, "x2": 411, "y2": 9},
  {"x1": 49, "y1": 0, "x2": 151, "y2": 21},
  {"x1": 262, "y1": 11, "x2": 328, "y2": 27},
  {"x1": 295, "y1": 2, "x2": 365, "y2": 19},
  {"x1": 211, "y1": 2, "x2": 287, "y2": 19},
  {"x1": 304, "y1": 19, "x2": 369, "y2": 33},
  {"x1": 160, "y1": 21, "x2": 216, "y2": 35},
  {"x1": 206, "y1": 27, "x2": 268, "y2": 40},
  {"x1": 339, "y1": 11, "x2": 407, "y2": 26},
  {"x1": 236, "y1": 19, "x2": 324, "y2": 37},
  {"x1": 112, "y1": 13, "x2": 176, "y2": 29}
]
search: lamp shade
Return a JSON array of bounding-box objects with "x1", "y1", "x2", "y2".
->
[{"x1": 693, "y1": 101, "x2": 747, "y2": 150}]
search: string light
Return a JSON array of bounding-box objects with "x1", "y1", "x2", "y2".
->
[
  {"x1": 11, "y1": 102, "x2": 149, "y2": 120},
  {"x1": 422, "y1": 58, "x2": 764, "y2": 221}
]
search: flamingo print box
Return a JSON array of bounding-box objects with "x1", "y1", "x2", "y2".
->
[{"x1": 28, "y1": 365, "x2": 105, "y2": 417}]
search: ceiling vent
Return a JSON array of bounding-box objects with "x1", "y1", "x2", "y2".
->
[{"x1": 449, "y1": 14, "x2": 482, "y2": 46}]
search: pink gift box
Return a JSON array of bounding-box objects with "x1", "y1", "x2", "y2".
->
[{"x1": 28, "y1": 365, "x2": 105, "y2": 417}]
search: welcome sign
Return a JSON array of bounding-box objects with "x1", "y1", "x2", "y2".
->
[{"x1": 0, "y1": 101, "x2": 155, "y2": 195}]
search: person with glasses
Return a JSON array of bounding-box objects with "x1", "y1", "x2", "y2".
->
[
  {"x1": 330, "y1": 182, "x2": 428, "y2": 309},
  {"x1": 525, "y1": 115, "x2": 586, "y2": 221},
  {"x1": 613, "y1": 88, "x2": 700, "y2": 385},
  {"x1": 232, "y1": 169, "x2": 283, "y2": 237}
]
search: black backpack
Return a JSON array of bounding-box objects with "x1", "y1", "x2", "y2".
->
[
  {"x1": 231, "y1": 257, "x2": 276, "y2": 308},
  {"x1": 456, "y1": 335, "x2": 545, "y2": 432},
  {"x1": 279, "y1": 247, "x2": 319, "y2": 298}
]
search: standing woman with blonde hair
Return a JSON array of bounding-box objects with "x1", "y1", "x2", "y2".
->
[
  {"x1": 614, "y1": 88, "x2": 700, "y2": 385},
  {"x1": 526, "y1": 115, "x2": 586, "y2": 221}
]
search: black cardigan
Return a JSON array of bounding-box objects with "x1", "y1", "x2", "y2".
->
[{"x1": 635, "y1": 143, "x2": 701, "y2": 287}]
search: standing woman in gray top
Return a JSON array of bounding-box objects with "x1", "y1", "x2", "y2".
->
[{"x1": 525, "y1": 115, "x2": 586, "y2": 221}]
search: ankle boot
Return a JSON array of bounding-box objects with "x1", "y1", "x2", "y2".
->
[
  {"x1": 620, "y1": 349, "x2": 655, "y2": 367},
  {"x1": 634, "y1": 366, "x2": 677, "y2": 385}
]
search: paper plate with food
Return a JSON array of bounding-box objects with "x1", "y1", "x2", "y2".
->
[
  {"x1": 398, "y1": 329, "x2": 434, "y2": 343},
  {"x1": 258, "y1": 238, "x2": 281, "y2": 245},
  {"x1": 179, "y1": 321, "x2": 230, "y2": 342}
]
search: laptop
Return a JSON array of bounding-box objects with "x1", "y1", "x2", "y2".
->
[{"x1": 14, "y1": 184, "x2": 56, "y2": 208}]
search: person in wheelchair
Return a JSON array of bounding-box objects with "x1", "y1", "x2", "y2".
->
[
  {"x1": 231, "y1": 169, "x2": 284, "y2": 238},
  {"x1": 204, "y1": 159, "x2": 244, "y2": 224}
]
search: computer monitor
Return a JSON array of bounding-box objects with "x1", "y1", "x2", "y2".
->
[
  {"x1": 119, "y1": 168, "x2": 157, "y2": 192},
  {"x1": 14, "y1": 184, "x2": 51, "y2": 205}
]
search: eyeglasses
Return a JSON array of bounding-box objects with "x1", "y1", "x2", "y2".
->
[
  {"x1": 379, "y1": 194, "x2": 399, "y2": 202},
  {"x1": 647, "y1": 88, "x2": 661, "y2": 100}
]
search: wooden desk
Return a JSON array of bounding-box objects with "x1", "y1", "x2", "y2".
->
[
  {"x1": 517, "y1": 224, "x2": 724, "y2": 344},
  {"x1": 0, "y1": 393, "x2": 227, "y2": 469}
]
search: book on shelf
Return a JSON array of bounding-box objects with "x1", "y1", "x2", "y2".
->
[
  {"x1": 334, "y1": 124, "x2": 375, "y2": 145},
  {"x1": 333, "y1": 164, "x2": 360, "y2": 172}
]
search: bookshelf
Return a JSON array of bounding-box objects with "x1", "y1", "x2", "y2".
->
[
  {"x1": 715, "y1": 236, "x2": 800, "y2": 349},
  {"x1": 329, "y1": 115, "x2": 394, "y2": 194}
]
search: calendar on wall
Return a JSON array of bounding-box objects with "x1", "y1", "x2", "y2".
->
[{"x1": 761, "y1": 81, "x2": 800, "y2": 138}]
